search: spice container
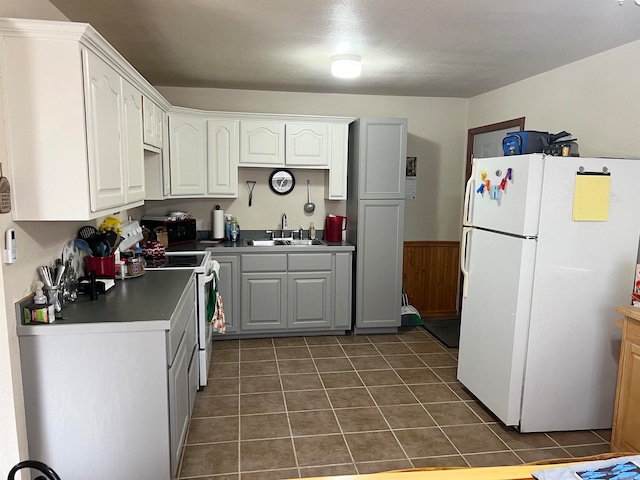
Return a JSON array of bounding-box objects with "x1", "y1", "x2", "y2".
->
[{"x1": 127, "y1": 254, "x2": 145, "y2": 277}]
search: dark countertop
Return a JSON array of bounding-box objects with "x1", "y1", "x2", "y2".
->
[
  {"x1": 168, "y1": 231, "x2": 355, "y2": 253},
  {"x1": 17, "y1": 269, "x2": 194, "y2": 336}
]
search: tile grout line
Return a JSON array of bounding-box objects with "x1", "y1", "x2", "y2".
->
[
  {"x1": 345, "y1": 335, "x2": 420, "y2": 472},
  {"x1": 201, "y1": 331, "x2": 612, "y2": 476},
  {"x1": 304, "y1": 335, "x2": 359, "y2": 475},
  {"x1": 239, "y1": 337, "x2": 277, "y2": 478},
  {"x1": 394, "y1": 333, "x2": 473, "y2": 468},
  {"x1": 279, "y1": 339, "x2": 307, "y2": 478}
]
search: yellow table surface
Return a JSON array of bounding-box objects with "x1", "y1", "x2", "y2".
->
[{"x1": 296, "y1": 461, "x2": 583, "y2": 480}]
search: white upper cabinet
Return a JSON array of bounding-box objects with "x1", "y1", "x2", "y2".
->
[
  {"x1": 207, "y1": 119, "x2": 239, "y2": 197},
  {"x1": 122, "y1": 79, "x2": 145, "y2": 204},
  {"x1": 239, "y1": 121, "x2": 285, "y2": 166},
  {"x1": 143, "y1": 96, "x2": 164, "y2": 149},
  {"x1": 325, "y1": 123, "x2": 349, "y2": 200},
  {"x1": 83, "y1": 50, "x2": 127, "y2": 212},
  {"x1": 169, "y1": 115, "x2": 207, "y2": 196},
  {"x1": 285, "y1": 123, "x2": 329, "y2": 167},
  {"x1": 0, "y1": 19, "x2": 151, "y2": 220}
]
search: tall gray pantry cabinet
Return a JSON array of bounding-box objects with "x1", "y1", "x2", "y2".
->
[{"x1": 346, "y1": 118, "x2": 408, "y2": 332}]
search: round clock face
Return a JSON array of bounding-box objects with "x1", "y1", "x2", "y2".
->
[{"x1": 269, "y1": 169, "x2": 295, "y2": 195}]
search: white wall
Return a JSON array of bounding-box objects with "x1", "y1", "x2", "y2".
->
[
  {"x1": 0, "y1": 1, "x2": 70, "y2": 475},
  {"x1": 158, "y1": 87, "x2": 469, "y2": 241},
  {"x1": 468, "y1": 40, "x2": 640, "y2": 160}
]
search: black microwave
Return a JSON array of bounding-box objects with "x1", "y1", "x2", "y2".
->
[{"x1": 141, "y1": 216, "x2": 197, "y2": 245}]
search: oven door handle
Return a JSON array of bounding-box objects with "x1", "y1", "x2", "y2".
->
[{"x1": 198, "y1": 260, "x2": 220, "y2": 286}]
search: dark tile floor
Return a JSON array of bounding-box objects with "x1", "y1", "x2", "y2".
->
[{"x1": 178, "y1": 327, "x2": 612, "y2": 479}]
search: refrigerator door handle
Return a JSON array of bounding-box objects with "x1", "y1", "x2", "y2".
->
[
  {"x1": 460, "y1": 226, "x2": 472, "y2": 298},
  {"x1": 462, "y1": 158, "x2": 477, "y2": 227}
]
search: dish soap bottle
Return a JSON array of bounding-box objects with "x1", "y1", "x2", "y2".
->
[
  {"x1": 230, "y1": 217, "x2": 239, "y2": 242},
  {"x1": 309, "y1": 222, "x2": 316, "y2": 240},
  {"x1": 33, "y1": 281, "x2": 47, "y2": 305}
]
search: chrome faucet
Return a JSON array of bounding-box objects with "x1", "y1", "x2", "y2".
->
[{"x1": 281, "y1": 213, "x2": 288, "y2": 238}]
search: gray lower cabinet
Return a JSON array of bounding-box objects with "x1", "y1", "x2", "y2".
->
[
  {"x1": 236, "y1": 251, "x2": 351, "y2": 334},
  {"x1": 18, "y1": 274, "x2": 197, "y2": 480},
  {"x1": 169, "y1": 281, "x2": 198, "y2": 474},
  {"x1": 242, "y1": 272, "x2": 288, "y2": 330},
  {"x1": 288, "y1": 271, "x2": 332, "y2": 329}
]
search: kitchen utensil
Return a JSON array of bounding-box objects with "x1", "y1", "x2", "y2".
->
[
  {"x1": 78, "y1": 225, "x2": 98, "y2": 240},
  {"x1": 103, "y1": 230, "x2": 119, "y2": 249},
  {"x1": 304, "y1": 180, "x2": 315, "y2": 213},
  {"x1": 246, "y1": 181, "x2": 256, "y2": 207},
  {"x1": 74, "y1": 239, "x2": 93, "y2": 257},
  {"x1": 54, "y1": 264, "x2": 66, "y2": 287},
  {"x1": 0, "y1": 163, "x2": 11, "y2": 214},
  {"x1": 38, "y1": 266, "x2": 53, "y2": 287}
]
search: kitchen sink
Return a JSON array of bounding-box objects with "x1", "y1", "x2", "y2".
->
[{"x1": 244, "y1": 238, "x2": 327, "y2": 247}]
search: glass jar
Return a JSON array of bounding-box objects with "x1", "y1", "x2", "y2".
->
[{"x1": 127, "y1": 254, "x2": 145, "y2": 277}]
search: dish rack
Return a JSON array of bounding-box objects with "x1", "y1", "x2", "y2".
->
[{"x1": 118, "y1": 221, "x2": 144, "y2": 252}]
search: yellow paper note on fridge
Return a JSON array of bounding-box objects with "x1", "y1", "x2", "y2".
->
[{"x1": 573, "y1": 174, "x2": 610, "y2": 221}]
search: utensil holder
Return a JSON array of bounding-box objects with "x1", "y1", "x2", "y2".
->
[{"x1": 85, "y1": 255, "x2": 116, "y2": 278}]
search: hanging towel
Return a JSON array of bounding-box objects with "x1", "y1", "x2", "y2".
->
[{"x1": 208, "y1": 271, "x2": 226, "y2": 334}]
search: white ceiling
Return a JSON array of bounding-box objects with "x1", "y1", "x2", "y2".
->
[{"x1": 49, "y1": 0, "x2": 640, "y2": 98}]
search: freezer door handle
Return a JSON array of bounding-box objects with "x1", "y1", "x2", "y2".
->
[
  {"x1": 460, "y1": 226, "x2": 471, "y2": 298},
  {"x1": 462, "y1": 158, "x2": 477, "y2": 227}
]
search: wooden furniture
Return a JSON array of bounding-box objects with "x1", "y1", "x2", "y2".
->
[
  {"x1": 611, "y1": 305, "x2": 640, "y2": 452},
  {"x1": 402, "y1": 241, "x2": 460, "y2": 318}
]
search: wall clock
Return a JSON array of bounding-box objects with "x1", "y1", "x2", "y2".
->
[{"x1": 269, "y1": 169, "x2": 295, "y2": 195}]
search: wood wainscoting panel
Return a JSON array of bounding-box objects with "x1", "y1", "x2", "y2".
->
[{"x1": 403, "y1": 241, "x2": 459, "y2": 318}]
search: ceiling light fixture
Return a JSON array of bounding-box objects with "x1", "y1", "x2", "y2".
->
[
  {"x1": 331, "y1": 54, "x2": 362, "y2": 79},
  {"x1": 617, "y1": 0, "x2": 640, "y2": 5}
]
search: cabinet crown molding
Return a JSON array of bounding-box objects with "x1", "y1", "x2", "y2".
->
[{"x1": 169, "y1": 106, "x2": 354, "y2": 124}]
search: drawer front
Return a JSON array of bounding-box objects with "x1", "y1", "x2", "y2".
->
[
  {"x1": 288, "y1": 253, "x2": 333, "y2": 271},
  {"x1": 167, "y1": 276, "x2": 196, "y2": 366},
  {"x1": 241, "y1": 254, "x2": 287, "y2": 272}
]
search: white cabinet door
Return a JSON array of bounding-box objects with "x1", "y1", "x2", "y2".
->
[
  {"x1": 122, "y1": 79, "x2": 145, "y2": 203},
  {"x1": 240, "y1": 121, "x2": 285, "y2": 165},
  {"x1": 143, "y1": 97, "x2": 164, "y2": 148},
  {"x1": 285, "y1": 123, "x2": 329, "y2": 167},
  {"x1": 83, "y1": 50, "x2": 126, "y2": 212},
  {"x1": 207, "y1": 119, "x2": 239, "y2": 197},
  {"x1": 143, "y1": 97, "x2": 155, "y2": 146},
  {"x1": 169, "y1": 115, "x2": 207, "y2": 196},
  {"x1": 154, "y1": 103, "x2": 164, "y2": 148},
  {"x1": 325, "y1": 123, "x2": 348, "y2": 200}
]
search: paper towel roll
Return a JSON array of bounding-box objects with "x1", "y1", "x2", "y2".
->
[{"x1": 213, "y1": 209, "x2": 225, "y2": 239}]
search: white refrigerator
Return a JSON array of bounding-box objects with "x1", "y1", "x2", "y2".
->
[{"x1": 458, "y1": 153, "x2": 640, "y2": 432}]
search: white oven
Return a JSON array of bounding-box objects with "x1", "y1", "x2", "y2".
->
[{"x1": 146, "y1": 251, "x2": 218, "y2": 387}]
